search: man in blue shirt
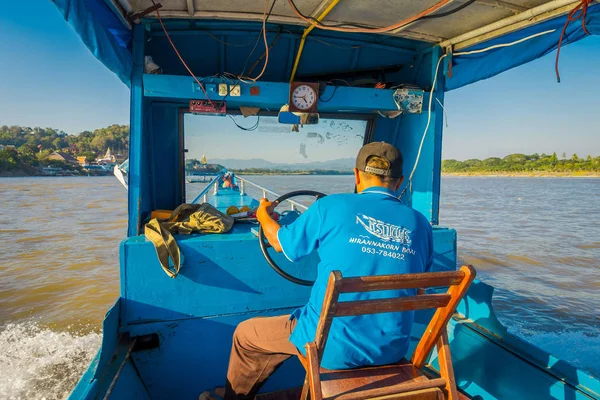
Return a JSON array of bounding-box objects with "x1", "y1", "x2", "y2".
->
[{"x1": 223, "y1": 142, "x2": 434, "y2": 400}]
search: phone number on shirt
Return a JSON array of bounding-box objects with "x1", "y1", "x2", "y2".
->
[{"x1": 361, "y1": 246, "x2": 405, "y2": 260}]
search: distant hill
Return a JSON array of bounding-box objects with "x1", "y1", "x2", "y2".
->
[
  {"x1": 212, "y1": 157, "x2": 355, "y2": 171},
  {"x1": 212, "y1": 158, "x2": 279, "y2": 170}
]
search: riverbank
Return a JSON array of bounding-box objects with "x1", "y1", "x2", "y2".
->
[
  {"x1": 4, "y1": 169, "x2": 600, "y2": 178},
  {"x1": 0, "y1": 169, "x2": 32, "y2": 177},
  {"x1": 442, "y1": 171, "x2": 600, "y2": 177},
  {"x1": 0, "y1": 170, "x2": 112, "y2": 177}
]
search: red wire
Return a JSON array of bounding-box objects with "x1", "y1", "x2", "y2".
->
[
  {"x1": 151, "y1": 1, "x2": 217, "y2": 108},
  {"x1": 555, "y1": 0, "x2": 592, "y2": 83},
  {"x1": 287, "y1": 0, "x2": 452, "y2": 33}
]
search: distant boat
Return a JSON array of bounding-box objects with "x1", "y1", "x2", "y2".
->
[{"x1": 41, "y1": 166, "x2": 65, "y2": 176}]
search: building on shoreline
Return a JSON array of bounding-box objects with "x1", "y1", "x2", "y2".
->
[{"x1": 47, "y1": 151, "x2": 79, "y2": 165}]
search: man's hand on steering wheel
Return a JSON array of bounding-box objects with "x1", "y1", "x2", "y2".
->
[
  {"x1": 258, "y1": 198, "x2": 279, "y2": 216},
  {"x1": 258, "y1": 190, "x2": 326, "y2": 286},
  {"x1": 256, "y1": 198, "x2": 283, "y2": 252}
]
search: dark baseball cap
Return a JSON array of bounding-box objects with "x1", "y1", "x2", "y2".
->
[{"x1": 356, "y1": 142, "x2": 404, "y2": 178}]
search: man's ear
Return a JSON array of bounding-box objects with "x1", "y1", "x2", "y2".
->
[
  {"x1": 394, "y1": 176, "x2": 405, "y2": 191},
  {"x1": 354, "y1": 168, "x2": 361, "y2": 187}
]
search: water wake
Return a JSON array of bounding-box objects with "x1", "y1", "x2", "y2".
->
[{"x1": 0, "y1": 322, "x2": 101, "y2": 400}]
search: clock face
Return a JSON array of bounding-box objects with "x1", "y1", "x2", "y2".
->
[{"x1": 291, "y1": 84, "x2": 317, "y2": 111}]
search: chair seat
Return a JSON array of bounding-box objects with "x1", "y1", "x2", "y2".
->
[{"x1": 318, "y1": 362, "x2": 446, "y2": 400}]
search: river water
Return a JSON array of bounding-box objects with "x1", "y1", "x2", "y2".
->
[{"x1": 0, "y1": 176, "x2": 598, "y2": 399}]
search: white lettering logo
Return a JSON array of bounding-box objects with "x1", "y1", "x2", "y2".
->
[{"x1": 356, "y1": 214, "x2": 412, "y2": 246}]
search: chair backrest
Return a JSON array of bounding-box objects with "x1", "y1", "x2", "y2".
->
[{"x1": 311, "y1": 265, "x2": 476, "y2": 369}]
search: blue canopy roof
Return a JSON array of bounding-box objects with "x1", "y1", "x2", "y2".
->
[
  {"x1": 52, "y1": 0, "x2": 132, "y2": 86},
  {"x1": 51, "y1": 1, "x2": 599, "y2": 90},
  {"x1": 447, "y1": 2, "x2": 600, "y2": 90}
]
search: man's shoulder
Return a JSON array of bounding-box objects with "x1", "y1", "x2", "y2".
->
[
  {"x1": 406, "y1": 206, "x2": 430, "y2": 223},
  {"x1": 400, "y1": 206, "x2": 432, "y2": 231},
  {"x1": 315, "y1": 192, "x2": 359, "y2": 208}
]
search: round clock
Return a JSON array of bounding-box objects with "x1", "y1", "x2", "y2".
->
[{"x1": 290, "y1": 84, "x2": 318, "y2": 112}]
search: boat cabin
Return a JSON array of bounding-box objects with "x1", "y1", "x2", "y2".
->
[{"x1": 56, "y1": 1, "x2": 600, "y2": 399}]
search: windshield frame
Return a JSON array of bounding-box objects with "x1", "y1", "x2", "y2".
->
[{"x1": 178, "y1": 108, "x2": 376, "y2": 203}]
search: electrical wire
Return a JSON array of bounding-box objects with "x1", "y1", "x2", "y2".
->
[
  {"x1": 319, "y1": 86, "x2": 339, "y2": 103},
  {"x1": 399, "y1": 54, "x2": 446, "y2": 202},
  {"x1": 308, "y1": 37, "x2": 364, "y2": 49},
  {"x1": 319, "y1": 79, "x2": 352, "y2": 102},
  {"x1": 306, "y1": 20, "x2": 381, "y2": 30},
  {"x1": 240, "y1": 0, "x2": 277, "y2": 79},
  {"x1": 207, "y1": 33, "x2": 258, "y2": 47},
  {"x1": 212, "y1": 1, "x2": 276, "y2": 108},
  {"x1": 150, "y1": 0, "x2": 217, "y2": 109},
  {"x1": 399, "y1": 28, "x2": 558, "y2": 202},
  {"x1": 240, "y1": 33, "x2": 265, "y2": 78},
  {"x1": 279, "y1": 28, "x2": 366, "y2": 49},
  {"x1": 247, "y1": 29, "x2": 282, "y2": 76},
  {"x1": 454, "y1": 29, "x2": 556, "y2": 56},
  {"x1": 287, "y1": 0, "x2": 475, "y2": 31},
  {"x1": 328, "y1": 78, "x2": 351, "y2": 86},
  {"x1": 241, "y1": 0, "x2": 273, "y2": 82},
  {"x1": 287, "y1": 0, "x2": 453, "y2": 33},
  {"x1": 436, "y1": 98, "x2": 448, "y2": 127},
  {"x1": 421, "y1": 0, "x2": 477, "y2": 19},
  {"x1": 555, "y1": 0, "x2": 592, "y2": 83},
  {"x1": 228, "y1": 115, "x2": 260, "y2": 131}
]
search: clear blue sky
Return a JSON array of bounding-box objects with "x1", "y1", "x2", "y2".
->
[
  {"x1": 0, "y1": 1, "x2": 129, "y2": 133},
  {"x1": 443, "y1": 35, "x2": 600, "y2": 160},
  {"x1": 1, "y1": 1, "x2": 598, "y2": 160}
]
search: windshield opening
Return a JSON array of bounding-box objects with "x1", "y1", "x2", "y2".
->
[{"x1": 183, "y1": 113, "x2": 372, "y2": 202}]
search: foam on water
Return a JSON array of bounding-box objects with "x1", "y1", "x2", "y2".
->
[
  {"x1": 1, "y1": 176, "x2": 599, "y2": 398},
  {"x1": 0, "y1": 322, "x2": 101, "y2": 400}
]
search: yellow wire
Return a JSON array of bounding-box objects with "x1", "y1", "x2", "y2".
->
[{"x1": 290, "y1": 0, "x2": 341, "y2": 81}]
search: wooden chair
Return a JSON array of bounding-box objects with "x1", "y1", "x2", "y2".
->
[{"x1": 298, "y1": 265, "x2": 476, "y2": 400}]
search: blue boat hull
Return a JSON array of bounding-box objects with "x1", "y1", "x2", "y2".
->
[
  {"x1": 70, "y1": 189, "x2": 600, "y2": 400},
  {"x1": 71, "y1": 286, "x2": 600, "y2": 400}
]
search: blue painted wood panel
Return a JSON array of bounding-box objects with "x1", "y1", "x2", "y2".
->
[
  {"x1": 120, "y1": 227, "x2": 316, "y2": 325},
  {"x1": 145, "y1": 23, "x2": 419, "y2": 83},
  {"x1": 128, "y1": 310, "x2": 305, "y2": 399},
  {"x1": 143, "y1": 74, "x2": 426, "y2": 113},
  {"x1": 149, "y1": 103, "x2": 182, "y2": 210},
  {"x1": 119, "y1": 225, "x2": 456, "y2": 325}
]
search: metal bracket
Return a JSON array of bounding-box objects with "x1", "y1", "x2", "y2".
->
[
  {"x1": 128, "y1": 3, "x2": 163, "y2": 22},
  {"x1": 444, "y1": 46, "x2": 453, "y2": 78}
]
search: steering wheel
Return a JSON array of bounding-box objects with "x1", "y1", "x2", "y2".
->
[{"x1": 258, "y1": 190, "x2": 326, "y2": 286}]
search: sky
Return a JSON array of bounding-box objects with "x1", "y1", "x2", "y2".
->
[
  {"x1": 0, "y1": 1, "x2": 598, "y2": 160},
  {"x1": 443, "y1": 35, "x2": 600, "y2": 160},
  {"x1": 0, "y1": 1, "x2": 129, "y2": 133},
  {"x1": 185, "y1": 114, "x2": 367, "y2": 163}
]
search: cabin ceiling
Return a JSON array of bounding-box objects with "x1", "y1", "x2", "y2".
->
[{"x1": 115, "y1": 0, "x2": 576, "y2": 44}]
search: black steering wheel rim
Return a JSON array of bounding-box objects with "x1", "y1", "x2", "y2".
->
[{"x1": 258, "y1": 190, "x2": 326, "y2": 286}]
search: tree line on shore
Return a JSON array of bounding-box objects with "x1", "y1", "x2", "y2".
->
[
  {"x1": 0, "y1": 124, "x2": 129, "y2": 173},
  {"x1": 1, "y1": 124, "x2": 598, "y2": 176},
  {"x1": 442, "y1": 152, "x2": 600, "y2": 174}
]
